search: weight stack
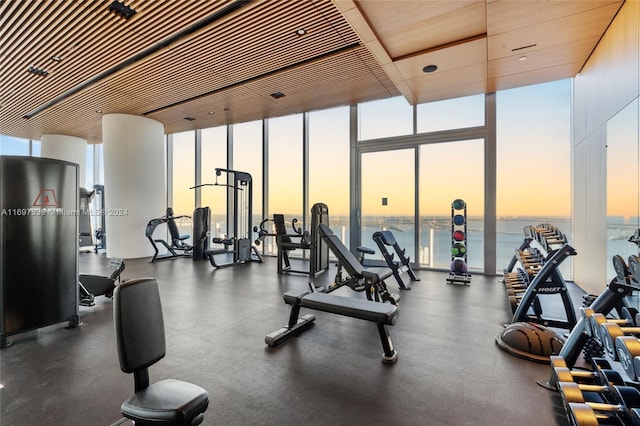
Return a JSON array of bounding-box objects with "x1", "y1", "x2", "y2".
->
[{"x1": 192, "y1": 207, "x2": 211, "y2": 260}]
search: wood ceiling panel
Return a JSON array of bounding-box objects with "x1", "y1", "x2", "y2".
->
[
  {"x1": 487, "y1": 61, "x2": 583, "y2": 93},
  {"x1": 394, "y1": 37, "x2": 486, "y2": 81},
  {"x1": 0, "y1": 0, "x2": 624, "y2": 143},
  {"x1": 487, "y1": 0, "x2": 622, "y2": 35},
  {"x1": 355, "y1": 0, "x2": 486, "y2": 58},
  {"x1": 407, "y1": 63, "x2": 487, "y2": 104},
  {"x1": 487, "y1": 2, "x2": 623, "y2": 60}
]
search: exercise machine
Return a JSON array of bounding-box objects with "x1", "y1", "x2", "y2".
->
[
  {"x1": 145, "y1": 207, "x2": 194, "y2": 262},
  {"x1": 193, "y1": 168, "x2": 262, "y2": 268},
  {"x1": 79, "y1": 187, "x2": 95, "y2": 252},
  {"x1": 92, "y1": 184, "x2": 106, "y2": 253},
  {"x1": 78, "y1": 258, "x2": 125, "y2": 307},
  {"x1": 372, "y1": 230, "x2": 419, "y2": 290},
  {"x1": 317, "y1": 224, "x2": 399, "y2": 305},
  {"x1": 500, "y1": 223, "x2": 577, "y2": 330},
  {"x1": 265, "y1": 283, "x2": 400, "y2": 364},
  {"x1": 273, "y1": 202, "x2": 329, "y2": 277}
]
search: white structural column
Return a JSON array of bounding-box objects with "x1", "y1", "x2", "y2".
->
[
  {"x1": 41, "y1": 134, "x2": 87, "y2": 185},
  {"x1": 102, "y1": 114, "x2": 165, "y2": 259}
]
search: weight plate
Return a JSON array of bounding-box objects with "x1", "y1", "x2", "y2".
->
[
  {"x1": 615, "y1": 335, "x2": 640, "y2": 380},
  {"x1": 613, "y1": 254, "x2": 629, "y2": 282},
  {"x1": 630, "y1": 255, "x2": 640, "y2": 284}
]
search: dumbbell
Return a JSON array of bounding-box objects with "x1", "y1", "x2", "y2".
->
[
  {"x1": 614, "y1": 335, "x2": 640, "y2": 380},
  {"x1": 551, "y1": 355, "x2": 612, "y2": 371},
  {"x1": 559, "y1": 382, "x2": 640, "y2": 425},
  {"x1": 549, "y1": 356, "x2": 622, "y2": 392},
  {"x1": 567, "y1": 402, "x2": 640, "y2": 426},
  {"x1": 589, "y1": 313, "x2": 631, "y2": 344},
  {"x1": 599, "y1": 323, "x2": 640, "y2": 360}
]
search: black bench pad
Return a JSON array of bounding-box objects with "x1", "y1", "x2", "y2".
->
[{"x1": 284, "y1": 291, "x2": 397, "y2": 325}]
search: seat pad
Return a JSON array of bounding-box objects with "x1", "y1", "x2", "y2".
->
[{"x1": 122, "y1": 378, "x2": 209, "y2": 424}]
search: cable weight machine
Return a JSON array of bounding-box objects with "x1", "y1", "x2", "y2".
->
[{"x1": 192, "y1": 168, "x2": 262, "y2": 268}]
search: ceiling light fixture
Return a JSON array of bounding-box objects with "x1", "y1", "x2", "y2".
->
[
  {"x1": 519, "y1": 56, "x2": 527, "y2": 61},
  {"x1": 96, "y1": 109, "x2": 103, "y2": 114},
  {"x1": 51, "y1": 56, "x2": 61, "y2": 62},
  {"x1": 208, "y1": 111, "x2": 215, "y2": 115},
  {"x1": 108, "y1": 1, "x2": 137, "y2": 20},
  {"x1": 296, "y1": 28, "x2": 307, "y2": 36},
  {"x1": 422, "y1": 65, "x2": 437, "y2": 73},
  {"x1": 184, "y1": 116, "x2": 196, "y2": 121}
]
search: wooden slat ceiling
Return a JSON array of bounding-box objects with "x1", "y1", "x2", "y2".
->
[{"x1": 0, "y1": 0, "x2": 624, "y2": 144}]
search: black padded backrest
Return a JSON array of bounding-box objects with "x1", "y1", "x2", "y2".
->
[
  {"x1": 318, "y1": 224, "x2": 364, "y2": 277},
  {"x1": 273, "y1": 214, "x2": 291, "y2": 243},
  {"x1": 374, "y1": 230, "x2": 397, "y2": 246},
  {"x1": 166, "y1": 207, "x2": 181, "y2": 242},
  {"x1": 114, "y1": 278, "x2": 166, "y2": 374}
]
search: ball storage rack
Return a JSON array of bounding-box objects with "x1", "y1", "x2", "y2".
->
[{"x1": 446, "y1": 198, "x2": 471, "y2": 285}]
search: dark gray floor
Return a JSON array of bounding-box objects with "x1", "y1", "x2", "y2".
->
[{"x1": 1, "y1": 253, "x2": 577, "y2": 426}]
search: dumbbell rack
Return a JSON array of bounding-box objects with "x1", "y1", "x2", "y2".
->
[
  {"x1": 502, "y1": 223, "x2": 577, "y2": 329},
  {"x1": 446, "y1": 199, "x2": 471, "y2": 285}
]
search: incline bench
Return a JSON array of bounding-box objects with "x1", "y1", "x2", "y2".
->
[
  {"x1": 265, "y1": 287, "x2": 399, "y2": 364},
  {"x1": 372, "y1": 230, "x2": 420, "y2": 290},
  {"x1": 317, "y1": 223, "x2": 399, "y2": 305}
]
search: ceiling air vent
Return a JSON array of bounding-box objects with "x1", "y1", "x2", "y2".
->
[
  {"x1": 270, "y1": 92, "x2": 286, "y2": 99},
  {"x1": 27, "y1": 66, "x2": 48, "y2": 77},
  {"x1": 511, "y1": 43, "x2": 537, "y2": 52},
  {"x1": 108, "y1": 1, "x2": 137, "y2": 20}
]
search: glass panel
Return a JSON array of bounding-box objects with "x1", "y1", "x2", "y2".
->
[
  {"x1": 607, "y1": 99, "x2": 639, "y2": 279},
  {"x1": 201, "y1": 126, "x2": 228, "y2": 238},
  {"x1": 96, "y1": 144, "x2": 104, "y2": 184},
  {"x1": 417, "y1": 94, "x2": 484, "y2": 133},
  {"x1": 358, "y1": 96, "x2": 413, "y2": 141},
  {"x1": 31, "y1": 140, "x2": 41, "y2": 157},
  {"x1": 232, "y1": 120, "x2": 263, "y2": 237},
  {"x1": 496, "y1": 80, "x2": 571, "y2": 276},
  {"x1": 0, "y1": 135, "x2": 29, "y2": 155},
  {"x1": 419, "y1": 140, "x2": 484, "y2": 270},
  {"x1": 85, "y1": 145, "x2": 94, "y2": 189},
  {"x1": 171, "y1": 130, "x2": 195, "y2": 245},
  {"x1": 361, "y1": 149, "x2": 415, "y2": 262},
  {"x1": 309, "y1": 106, "x2": 350, "y2": 248},
  {"x1": 266, "y1": 114, "x2": 303, "y2": 256}
]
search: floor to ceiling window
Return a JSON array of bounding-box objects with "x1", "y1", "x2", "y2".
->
[
  {"x1": 361, "y1": 149, "x2": 416, "y2": 262},
  {"x1": 201, "y1": 125, "x2": 228, "y2": 239},
  {"x1": 171, "y1": 130, "x2": 196, "y2": 244},
  {"x1": 606, "y1": 99, "x2": 639, "y2": 279},
  {"x1": 309, "y1": 106, "x2": 350, "y2": 246},
  {"x1": 419, "y1": 139, "x2": 484, "y2": 269},
  {"x1": 496, "y1": 80, "x2": 572, "y2": 276},
  {"x1": 232, "y1": 120, "x2": 263, "y2": 239}
]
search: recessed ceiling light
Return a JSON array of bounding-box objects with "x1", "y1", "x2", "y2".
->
[
  {"x1": 184, "y1": 116, "x2": 196, "y2": 121},
  {"x1": 51, "y1": 56, "x2": 61, "y2": 62},
  {"x1": 422, "y1": 65, "x2": 437, "y2": 73},
  {"x1": 296, "y1": 28, "x2": 307, "y2": 36},
  {"x1": 208, "y1": 111, "x2": 215, "y2": 115},
  {"x1": 519, "y1": 56, "x2": 527, "y2": 61},
  {"x1": 96, "y1": 109, "x2": 103, "y2": 114}
]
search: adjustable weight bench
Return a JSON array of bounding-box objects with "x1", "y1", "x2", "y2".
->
[
  {"x1": 372, "y1": 230, "x2": 419, "y2": 290},
  {"x1": 317, "y1": 224, "x2": 399, "y2": 305},
  {"x1": 265, "y1": 289, "x2": 399, "y2": 363}
]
